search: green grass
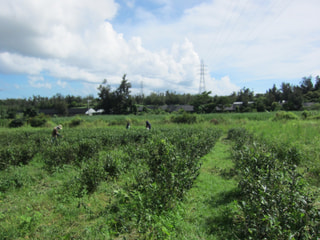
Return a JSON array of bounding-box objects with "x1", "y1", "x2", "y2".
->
[{"x1": 175, "y1": 138, "x2": 239, "y2": 240}]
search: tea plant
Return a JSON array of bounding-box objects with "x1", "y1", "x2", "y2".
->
[
  {"x1": 230, "y1": 131, "x2": 320, "y2": 239},
  {"x1": 0, "y1": 143, "x2": 36, "y2": 170}
]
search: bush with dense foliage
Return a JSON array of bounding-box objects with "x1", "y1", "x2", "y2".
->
[
  {"x1": 228, "y1": 127, "x2": 320, "y2": 239},
  {"x1": 30, "y1": 115, "x2": 47, "y2": 127},
  {"x1": 272, "y1": 111, "x2": 298, "y2": 121},
  {"x1": 9, "y1": 118, "x2": 24, "y2": 128}
]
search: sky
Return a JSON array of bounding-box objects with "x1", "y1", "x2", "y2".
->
[{"x1": 0, "y1": 0, "x2": 319, "y2": 100}]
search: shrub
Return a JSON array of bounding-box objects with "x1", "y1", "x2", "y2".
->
[
  {"x1": 77, "y1": 139, "x2": 99, "y2": 163},
  {"x1": 78, "y1": 159, "x2": 107, "y2": 194},
  {"x1": 69, "y1": 117, "x2": 83, "y2": 127},
  {"x1": 0, "y1": 143, "x2": 36, "y2": 170},
  {"x1": 30, "y1": 115, "x2": 47, "y2": 127},
  {"x1": 42, "y1": 142, "x2": 79, "y2": 172},
  {"x1": 135, "y1": 138, "x2": 202, "y2": 213},
  {"x1": 302, "y1": 110, "x2": 311, "y2": 119},
  {"x1": 227, "y1": 127, "x2": 253, "y2": 149},
  {"x1": 230, "y1": 133, "x2": 320, "y2": 239},
  {"x1": 9, "y1": 118, "x2": 24, "y2": 128},
  {"x1": 98, "y1": 150, "x2": 130, "y2": 179},
  {"x1": 272, "y1": 111, "x2": 298, "y2": 121},
  {"x1": 0, "y1": 168, "x2": 24, "y2": 192},
  {"x1": 170, "y1": 112, "x2": 197, "y2": 124}
]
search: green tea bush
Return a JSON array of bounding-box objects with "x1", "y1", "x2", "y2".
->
[
  {"x1": 231, "y1": 134, "x2": 320, "y2": 239},
  {"x1": 77, "y1": 139, "x2": 100, "y2": 164},
  {"x1": 0, "y1": 165, "x2": 40, "y2": 192},
  {"x1": 271, "y1": 142, "x2": 303, "y2": 165},
  {"x1": 136, "y1": 138, "x2": 202, "y2": 212},
  {"x1": 105, "y1": 188, "x2": 138, "y2": 234},
  {"x1": 227, "y1": 127, "x2": 253, "y2": 150},
  {"x1": 0, "y1": 167, "x2": 24, "y2": 192},
  {"x1": 69, "y1": 117, "x2": 83, "y2": 127},
  {"x1": 78, "y1": 158, "x2": 107, "y2": 194},
  {"x1": 309, "y1": 114, "x2": 320, "y2": 120},
  {"x1": 62, "y1": 158, "x2": 107, "y2": 198},
  {"x1": 0, "y1": 143, "x2": 36, "y2": 170},
  {"x1": 165, "y1": 127, "x2": 222, "y2": 158},
  {"x1": 170, "y1": 112, "x2": 197, "y2": 124},
  {"x1": 272, "y1": 111, "x2": 298, "y2": 121},
  {"x1": 302, "y1": 110, "x2": 311, "y2": 119},
  {"x1": 30, "y1": 115, "x2": 46, "y2": 127},
  {"x1": 9, "y1": 118, "x2": 24, "y2": 128},
  {"x1": 99, "y1": 149, "x2": 130, "y2": 178},
  {"x1": 42, "y1": 142, "x2": 79, "y2": 172}
]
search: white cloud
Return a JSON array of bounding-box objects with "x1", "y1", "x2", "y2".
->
[
  {"x1": 124, "y1": 0, "x2": 135, "y2": 8},
  {"x1": 0, "y1": 52, "x2": 43, "y2": 75},
  {"x1": 1, "y1": 0, "x2": 320, "y2": 99},
  {"x1": 28, "y1": 76, "x2": 51, "y2": 89},
  {"x1": 207, "y1": 76, "x2": 240, "y2": 96},
  {"x1": 57, "y1": 80, "x2": 67, "y2": 88}
]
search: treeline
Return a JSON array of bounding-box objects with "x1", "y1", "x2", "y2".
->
[{"x1": 1, "y1": 75, "x2": 320, "y2": 118}]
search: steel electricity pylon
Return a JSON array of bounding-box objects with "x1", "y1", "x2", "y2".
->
[{"x1": 199, "y1": 59, "x2": 207, "y2": 94}]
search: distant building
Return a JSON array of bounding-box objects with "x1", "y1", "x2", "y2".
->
[
  {"x1": 215, "y1": 101, "x2": 255, "y2": 112},
  {"x1": 138, "y1": 105, "x2": 194, "y2": 113},
  {"x1": 85, "y1": 108, "x2": 96, "y2": 116},
  {"x1": 39, "y1": 108, "x2": 87, "y2": 116}
]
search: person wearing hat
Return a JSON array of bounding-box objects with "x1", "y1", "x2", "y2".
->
[{"x1": 52, "y1": 124, "x2": 62, "y2": 143}]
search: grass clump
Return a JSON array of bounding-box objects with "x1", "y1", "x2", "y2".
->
[{"x1": 272, "y1": 111, "x2": 298, "y2": 121}]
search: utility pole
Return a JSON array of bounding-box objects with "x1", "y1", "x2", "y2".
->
[
  {"x1": 140, "y1": 81, "x2": 144, "y2": 97},
  {"x1": 87, "y1": 99, "x2": 91, "y2": 109},
  {"x1": 199, "y1": 59, "x2": 207, "y2": 94}
]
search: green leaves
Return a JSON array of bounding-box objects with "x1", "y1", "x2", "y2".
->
[{"x1": 230, "y1": 129, "x2": 320, "y2": 239}]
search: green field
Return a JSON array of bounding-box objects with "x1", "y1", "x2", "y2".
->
[{"x1": 1, "y1": 112, "x2": 320, "y2": 239}]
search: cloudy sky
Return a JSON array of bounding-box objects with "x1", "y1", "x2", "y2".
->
[{"x1": 0, "y1": 0, "x2": 319, "y2": 99}]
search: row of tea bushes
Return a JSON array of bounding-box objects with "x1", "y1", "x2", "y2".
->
[
  {"x1": 1, "y1": 126, "x2": 222, "y2": 239},
  {"x1": 228, "y1": 127, "x2": 320, "y2": 239}
]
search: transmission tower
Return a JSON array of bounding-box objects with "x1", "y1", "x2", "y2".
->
[
  {"x1": 140, "y1": 81, "x2": 144, "y2": 97},
  {"x1": 199, "y1": 59, "x2": 207, "y2": 94}
]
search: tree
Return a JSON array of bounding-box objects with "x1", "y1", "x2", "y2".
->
[
  {"x1": 191, "y1": 91, "x2": 212, "y2": 113},
  {"x1": 300, "y1": 76, "x2": 313, "y2": 94},
  {"x1": 282, "y1": 85, "x2": 303, "y2": 111},
  {"x1": 97, "y1": 79, "x2": 114, "y2": 114},
  {"x1": 236, "y1": 87, "x2": 254, "y2": 112},
  {"x1": 280, "y1": 82, "x2": 293, "y2": 101},
  {"x1": 97, "y1": 75, "x2": 133, "y2": 114},
  {"x1": 144, "y1": 92, "x2": 165, "y2": 105},
  {"x1": 265, "y1": 84, "x2": 281, "y2": 111},
  {"x1": 165, "y1": 91, "x2": 179, "y2": 105},
  {"x1": 214, "y1": 95, "x2": 232, "y2": 112},
  {"x1": 314, "y1": 76, "x2": 320, "y2": 91},
  {"x1": 255, "y1": 96, "x2": 266, "y2": 112},
  {"x1": 23, "y1": 107, "x2": 38, "y2": 117},
  {"x1": 54, "y1": 101, "x2": 68, "y2": 115},
  {"x1": 114, "y1": 74, "x2": 132, "y2": 114}
]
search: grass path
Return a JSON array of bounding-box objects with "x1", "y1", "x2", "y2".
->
[{"x1": 176, "y1": 138, "x2": 239, "y2": 240}]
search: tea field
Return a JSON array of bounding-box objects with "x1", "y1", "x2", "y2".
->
[{"x1": 1, "y1": 112, "x2": 320, "y2": 239}]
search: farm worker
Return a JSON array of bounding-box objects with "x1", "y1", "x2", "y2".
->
[
  {"x1": 126, "y1": 122, "x2": 131, "y2": 129},
  {"x1": 52, "y1": 124, "x2": 62, "y2": 143},
  {"x1": 146, "y1": 121, "x2": 151, "y2": 130}
]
